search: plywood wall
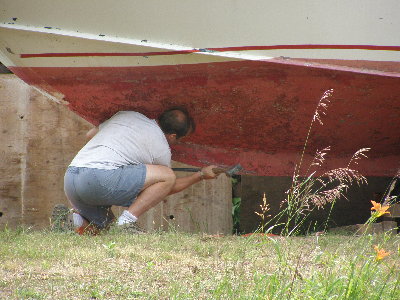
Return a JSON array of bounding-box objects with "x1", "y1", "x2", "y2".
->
[
  {"x1": 0, "y1": 75, "x2": 93, "y2": 229},
  {"x1": 0, "y1": 75, "x2": 232, "y2": 234},
  {"x1": 139, "y1": 161, "x2": 232, "y2": 235}
]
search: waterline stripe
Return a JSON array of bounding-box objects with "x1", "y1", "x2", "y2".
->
[{"x1": 20, "y1": 44, "x2": 400, "y2": 58}]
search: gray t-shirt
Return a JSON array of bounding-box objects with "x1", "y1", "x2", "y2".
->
[{"x1": 70, "y1": 111, "x2": 171, "y2": 169}]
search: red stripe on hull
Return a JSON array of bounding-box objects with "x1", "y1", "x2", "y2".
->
[
  {"x1": 209, "y1": 44, "x2": 400, "y2": 52},
  {"x1": 10, "y1": 60, "x2": 400, "y2": 176},
  {"x1": 20, "y1": 50, "x2": 198, "y2": 58},
  {"x1": 20, "y1": 44, "x2": 400, "y2": 58}
]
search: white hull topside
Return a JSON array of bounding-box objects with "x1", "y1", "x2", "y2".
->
[{"x1": 0, "y1": 0, "x2": 400, "y2": 72}]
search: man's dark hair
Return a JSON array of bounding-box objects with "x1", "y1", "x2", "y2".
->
[{"x1": 158, "y1": 106, "x2": 195, "y2": 138}]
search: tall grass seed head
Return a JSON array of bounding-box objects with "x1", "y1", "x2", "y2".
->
[{"x1": 313, "y1": 89, "x2": 334, "y2": 125}]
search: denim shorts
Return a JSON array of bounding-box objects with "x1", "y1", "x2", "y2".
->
[{"x1": 64, "y1": 165, "x2": 146, "y2": 228}]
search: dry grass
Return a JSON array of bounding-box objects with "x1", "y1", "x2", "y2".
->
[
  {"x1": 0, "y1": 228, "x2": 399, "y2": 299},
  {"x1": 272, "y1": 90, "x2": 372, "y2": 236}
]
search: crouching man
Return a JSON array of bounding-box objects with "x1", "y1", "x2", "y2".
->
[{"x1": 57, "y1": 107, "x2": 219, "y2": 234}]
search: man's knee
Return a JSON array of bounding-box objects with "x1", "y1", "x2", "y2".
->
[
  {"x1": 144, "y1": 165, "x2": 176, "y2": 188},
  {"x1": 164, "y1": 167, "x2": 176, "y2": 183}
]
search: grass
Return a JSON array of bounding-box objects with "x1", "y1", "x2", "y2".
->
[{"x1": 0, "y1": 228, "x2": 399, "y2": 299}]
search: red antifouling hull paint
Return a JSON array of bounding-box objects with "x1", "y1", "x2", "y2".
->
[{"x1": 10, "y1": 60, "x2": 400, "y2": 176}]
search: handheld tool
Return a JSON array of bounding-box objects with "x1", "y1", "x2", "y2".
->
[{"x1": 172, "y1": 163, "x2": 242, "y2": 177}]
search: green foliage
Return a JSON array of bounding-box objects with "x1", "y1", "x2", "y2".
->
[
  {"x1": 232, "y1": 197, "x2": 241, "y2": 234},
  {"x1": 231, "y1": 175, "x2": 242, "y2": 234}
]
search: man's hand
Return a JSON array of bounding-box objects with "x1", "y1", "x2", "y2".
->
[{"x1": 200, "y1": 165, "x2": 220, "y2": 180}]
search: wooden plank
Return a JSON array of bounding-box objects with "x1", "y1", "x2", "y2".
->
[
  {"x1": 0, "y1": 75, "x2": 28, "y2": 228},
  {"x1": 21, "y1": 88, "x2": 92, "y2": 228}
]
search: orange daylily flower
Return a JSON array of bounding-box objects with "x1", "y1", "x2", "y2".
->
[
  {"x1": 370, "y1": 200, "x2": 390, "y2": 217},
  {"x1": 373, "y1": 245, "x2": 390, "y2": 261}
]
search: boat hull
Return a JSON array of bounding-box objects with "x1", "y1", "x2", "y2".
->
[{"x1": 1, "y1": 0, "x2": 399, "y2": 176}]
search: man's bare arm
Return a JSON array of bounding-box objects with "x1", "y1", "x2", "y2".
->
[
  {"x1": 168, "y1": 165, "x2": 218, "y2": 195},
  {"x1": 86, "y1": 127, "x2": 99, "y2": 139}
]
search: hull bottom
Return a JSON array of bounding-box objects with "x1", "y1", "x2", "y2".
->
[{"x1": 10, "y1": 59, "x2": 400, "y2": 176}]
